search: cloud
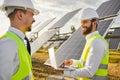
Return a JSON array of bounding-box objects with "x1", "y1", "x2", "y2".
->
[
  {"x1": 57, "y1": 0, "x2": 77, "y2": 5},
  {"x1": 33, "y1": 0, "x2": 101, "y2": 13},
  {"x1": 76, "y1": 0, "x2": 102, "y2": 9},
  {"x1": 0, "y1": 0, "x2": 4, "y2": 6},
  {"x1": 0, "y1": 12, "x2": 9, "y2": 35},
  {"x1": 99, "y1": 0, "x2": 110, "y2": 2},
  {"x1": 81, "y1": 0, "x2": 98, "y2": 5}
]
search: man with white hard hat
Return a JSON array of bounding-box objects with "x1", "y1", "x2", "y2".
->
[
  {"x1": 0, "y1": 0, "x2": 39, "y2": 80},
  {"x1": 60, "y1": 8, "x2": 109, "y2": 80}
]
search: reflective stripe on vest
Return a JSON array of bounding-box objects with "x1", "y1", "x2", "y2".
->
[
  {"x1": 77, "y1": 34, "x2": 109, "y2": 80},
  {"x1": 79, "y1": 61, "x2": 108, "y2": 69},
  {"x1": 77, "y1": 76, "x2": 107, "y2": 80},
  {"x1": 4, "y1": 32, "x2": 34, "y2": 80},
  {"x1": 92, "y1": 76, "x2": 107, "y2": 80}
]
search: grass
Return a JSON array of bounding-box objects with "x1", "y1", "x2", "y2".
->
[
  {"x1": 32, "y1": 48, "x2": 120, "y2": 80},
  {"x1": 109, "y1": 50, "x2": 120, "y2": 63},
  {"x1": 108, "y1": 50, "x2": 120, "y2": 80},
  {"x1": 32, "y1": 48, "x2": 63, "y2": 80}
]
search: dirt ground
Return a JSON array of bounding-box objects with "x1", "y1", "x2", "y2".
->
[{"x1": 32, "y1": 49, "x2": 120, "y2": 80}]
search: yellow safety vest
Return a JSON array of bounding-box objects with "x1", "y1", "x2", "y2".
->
[
  {"x1": 1, "y1": 32, "x2": 34, "y2": 80},
  {"x1": 77, "y1": 34, "x2": 109, "y2": 80}
]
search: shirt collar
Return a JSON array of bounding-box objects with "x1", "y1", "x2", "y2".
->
[
  {"x1": 86, "y1": 31, "x2": 99, "y2": 40},
  {"x1": 8, "y1": 27, "x2": 25, "y2": 41}
]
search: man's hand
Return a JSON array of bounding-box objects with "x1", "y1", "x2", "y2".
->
[
  {"x1": 60, "y1": 59, "x2": 73, "y2": 67},
  {"x1": 51, "y1": 67, "x2": 64, "y2": 74}
]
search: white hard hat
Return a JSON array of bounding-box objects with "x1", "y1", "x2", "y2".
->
[
  {"x1": 0, "y1": 0, "x2": 39, "y2": 15},
  {"x1": 79, "y1": 8, "x2": 99, "y2": 20}
]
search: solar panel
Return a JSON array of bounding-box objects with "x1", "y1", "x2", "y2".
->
[
  {"x1": 32, "y1": 18, "x2": 56, "y2": 33},
  {"x1": 98, "y1": 19, "x2": 113, "y2": 37},
  {"x1": 45, "y1": 0, "x2": 120, "y2": 66},
  {"x1": 31, "y1": 30, "x2": 58, "y2": 55},
  {"x1": 27, "y1": 18, "x2": 55, "y2": 39},
  {"x1": 109, "y1": 29, "x2": 120, "y2": 50},
  {"x1": 97, "y1": 0, "x2": 120, "y2": 17},
  {"x1": 49, "y1": 8, "x2": 81, "y2": 30},
  {"x1": 31, "y1": 9, "x2": 81, "y2": 55}
]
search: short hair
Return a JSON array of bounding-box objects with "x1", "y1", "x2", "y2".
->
[
  {"x1": 91, "y1": 18, "x2": 98, "y2": 29},
  {"x1": 8, "y1": 9, "x2": 27, "y2": 21}
]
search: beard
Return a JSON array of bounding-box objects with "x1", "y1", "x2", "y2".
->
[
  {"x1": 82, "y1": 22, "x2": 93, "y2": 35},
  {"x1": 25, "y1": 26, "x2": 31, "y2": 32},
  {"x1": 27, "y1": 27, "x2": 31, "y2": 31}
]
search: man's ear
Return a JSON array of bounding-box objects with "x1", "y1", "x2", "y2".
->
[
  {"x1": 16, "y1": 10, "x2": 24, "y2": 20},
  {"x1": 93, "y1": 21, "x2": 97, "y2": 26},
  {"x1": 93, "y1": 21, "x2": 98, "y2": 29}
]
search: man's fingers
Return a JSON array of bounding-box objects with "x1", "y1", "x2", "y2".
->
[
  {"x1": 60, "y1": 62, "x2": 65, "y2": 67},
  {"x1": 65, "y1": 60, "x2": 72, "y2": 66},
  {"x1": 60, "y1": 60, "x2": 73, "y2": 67}
]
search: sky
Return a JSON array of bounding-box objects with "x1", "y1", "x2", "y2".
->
[{"x1": 0, "y1": 0, "x2": 119, "y2": 35}]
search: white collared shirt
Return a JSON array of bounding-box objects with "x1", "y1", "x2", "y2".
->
[{"x1": 64, "y1": 31, "x2": 108, "y2": 78}]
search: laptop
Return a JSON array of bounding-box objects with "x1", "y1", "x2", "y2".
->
[{"x1": 48, "y1": 47, "x2": 76, "y2": 71}]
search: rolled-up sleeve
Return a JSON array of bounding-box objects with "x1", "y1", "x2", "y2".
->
[
  {"x1": 64, "y1": 39, "x2": 108, "y2": 78},
  {"x1": 0, "y1": 38, "x2": 19, "y2": 80}
]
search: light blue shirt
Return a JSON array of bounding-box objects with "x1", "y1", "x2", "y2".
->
[
  {"x1": 64, "y1": 31, "x2": 108, "y2": 78},
  {"x1": 0, "y1": 27, "x2": 29, "y2": 80}
]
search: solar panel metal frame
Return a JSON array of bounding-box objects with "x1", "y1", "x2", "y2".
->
[{"x1": 110, "y1": 26, "x2": 120, "y2": 29}]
